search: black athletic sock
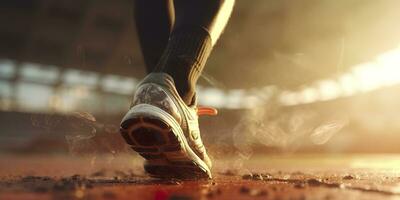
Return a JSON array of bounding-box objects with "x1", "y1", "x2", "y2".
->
[{"x1": 154, "y1": 26, "x2": 212, "y2": 105}]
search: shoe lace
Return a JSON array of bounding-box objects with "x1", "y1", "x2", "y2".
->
[{"x1": 196, "y1": 106, "x2": 218, "y2": 116}]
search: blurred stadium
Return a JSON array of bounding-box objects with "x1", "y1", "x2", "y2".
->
[{"x1": 1, "y1": 0, "x2": 400, "y2": 156}]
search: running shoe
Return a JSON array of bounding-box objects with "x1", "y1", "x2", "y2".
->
[{"x1": 120, "y1": 73, "x2": 217, "y2": 179}]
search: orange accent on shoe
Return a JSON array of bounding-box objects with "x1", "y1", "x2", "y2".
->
[{"x1": 197, "y1": 106, "x2": 218, "y2": 116}]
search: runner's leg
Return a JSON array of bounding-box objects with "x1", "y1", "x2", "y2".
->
[
  {"x1": 155, "y1": 0, "x2": 235, "y2": 104},
  {"x1": 134, "y1": 0, "x2": 174, "y2": 72}
]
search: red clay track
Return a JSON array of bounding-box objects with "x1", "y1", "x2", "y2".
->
[{"x1": 1, "y1": 154, "x2": 400, "y2": 200}]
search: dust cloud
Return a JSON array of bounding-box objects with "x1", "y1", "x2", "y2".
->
[
  {"x1": 229, "y1": 102, "x2": 348, "y2": 172},
  {"x1": 31, "y1": 112, "x2": 125, "y2": 158}
]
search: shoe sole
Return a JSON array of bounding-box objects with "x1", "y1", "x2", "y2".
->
[{"x1": 120, "y1": 104, "x2": 211, "y2": 179}]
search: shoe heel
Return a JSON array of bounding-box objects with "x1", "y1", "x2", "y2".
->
[
  {"x1": 120, "y1": 109, "x2": 183, "y2": 161},
  {"x1": 120, "y1": 104, "x2": 211, "y2": 179},
  {"x1": 120, "y1": 117, "x2": 177, "y2": 146}
]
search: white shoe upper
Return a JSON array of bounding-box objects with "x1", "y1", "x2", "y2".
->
[{"x1": 131, "y1": 73, "x2": 212, "y2": 169}]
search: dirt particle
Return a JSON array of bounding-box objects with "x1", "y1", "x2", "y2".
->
[
  {"x1": 294, "y1": 183, "x2": 305, "y2": 189},
  {"x1": 342, "y1": 175, "x2": 354, "y2": 180},
  {"x1": 242, "y1": 174, "x2": 253, "y2": 180},
  {"x1": 71, "y1": 174, "x2": 83, "y2": 181},
  {"x1": 240, "y1": 186, "x2": 250, "y2": 194},
  {"x1": 253, "y1": 174, "x2": 264, "y2": 180},
  {"x1": 242, "y1": 173, "x2": 263, "y2": 181},
  {"x1": 262, "y1": 173, "x2": 273, "y2": 179},
  {"x1": 22, "y1": 176, "x2": 53, "y2": 182},
  {"x1": 283, "y1": 174, "x2": 291, "y2": 180},
  {"x1": 53, "y1": 179, "x2": 76, "y2": 191},
  {"x1": 306, "y1": 178, "x2": 322, "y2": 186}
]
